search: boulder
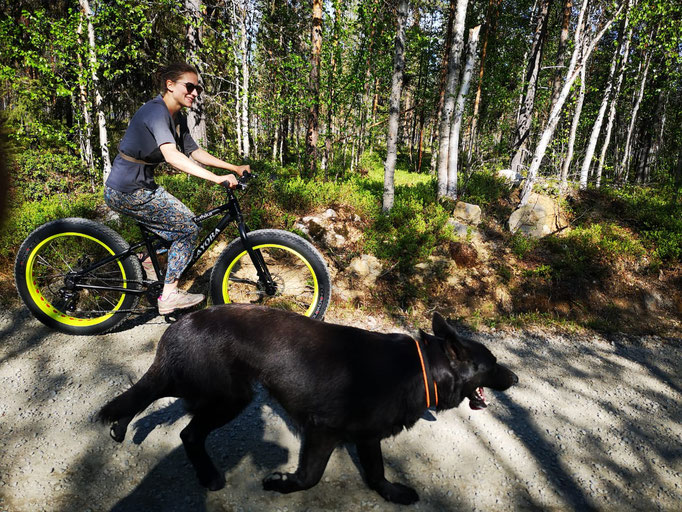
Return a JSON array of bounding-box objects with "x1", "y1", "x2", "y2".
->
[
  {"x1": 295, "y1": 208, "x2": 362, "y2": 249},
  {"x1": 447, "y1": 219, "x2": 470, "y2": 239},
  {"x1": 497, "y1": 169, "x2": 524, "y2": 187},
  {"x1": 508, "y1": 193, "x2": 568, "y2": 238},
  {"x1": 347, "y1": 254, "x2": 383, "y2": 287},
  {"x1": 453, "y1": 201, "x2": 481, "y2": 225}
]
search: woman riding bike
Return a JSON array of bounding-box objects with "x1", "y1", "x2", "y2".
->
[{"x1": 104, "y1": 62, "x2": 249, "y2": 315}]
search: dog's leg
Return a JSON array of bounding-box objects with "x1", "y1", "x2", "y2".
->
[
  {"x1": 356, "y1": 440, "x2": 419, "y2": 504},
  {"x1": 180, "y1": 404, "x2": 246, "y2": 491},
  {"x1": 99, "y1": 367, "x2": 168, "y2": 443},
  {"x1": 263, "y1": 428, "x2": 338, "y2": 494}
]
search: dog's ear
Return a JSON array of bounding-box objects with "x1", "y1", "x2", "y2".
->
[
  {"x1": 432, "y1": 312, "x2": 454, "y2": 338},
  {"x1": 433, "y1": 312, "x2": 469, "y2": 361}
]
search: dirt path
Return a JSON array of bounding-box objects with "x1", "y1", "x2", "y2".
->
[{"x1": 0, "y1": 306, "x2": 680, "y2": 512}]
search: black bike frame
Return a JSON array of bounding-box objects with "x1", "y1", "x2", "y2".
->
[{"x1": 72, "y1": 188, "x2": 275, "y2": 295}]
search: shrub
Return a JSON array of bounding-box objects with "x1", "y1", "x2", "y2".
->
[
  {"x1": 600, "y1": 185, "x2": 681, "y2": 263},
  {"x1": 366, "y1": 192, "x2": 452, "y2": 273},
  {"x1": 12, "y1": 150, "x2": 93, "y2": 203},
  {"x1": 510, "y1": 232, "x2": 538, "y2": 258},
  {"x1": 0, "y1": 191, "x2": 101, "y2": 258},
  {"x1": 459, "y1": 169, "x2": 509, "y2": 207}
]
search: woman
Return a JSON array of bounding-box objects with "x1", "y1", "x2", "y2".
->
[{"x1": 104, "y1": 62, "x2": 249, "y2": 315}]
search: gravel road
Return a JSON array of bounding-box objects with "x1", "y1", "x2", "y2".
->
[{"x1": 0, "y1": 306, "x2": 680, "y2": 512}]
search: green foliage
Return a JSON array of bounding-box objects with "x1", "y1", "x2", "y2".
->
[
  {"x1": 599, "y1": 186, "x2": 682, "y2": 262},
  {"x1": 13, "y1": 150, "x2": 92, "y2": 202},
  {"x1": 271, "y1": 173, "x2": 378, "y2": 217},
  {"x1": 522, "y1": 264, "x2": 553, "y2": 279},
  {"x1": 510, "y1": 232, "x2": 538, "y2": 258},
  {"x1": 459, "y1": 169, "x2": 510, "y2": 207},
  {"x1": 365, "y1": 183, "x2": 451, "y2": 273},
  {"x1": 0, "y1": 192, "x2": 100, "y2": 258},
  {"x1": 540, "y1": 222, "x2": 646, "y2": 281},
  {"x1": 0, "y1": 9, "x2": 81, "y2": 148}
]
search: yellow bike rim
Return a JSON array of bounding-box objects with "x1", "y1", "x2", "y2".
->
[
  {"x1": 221, "y1": 243, "x2": 320, "y2": 317},
  {"x1": 26, "y1": 232, "x2": 127, "y2": 327}
]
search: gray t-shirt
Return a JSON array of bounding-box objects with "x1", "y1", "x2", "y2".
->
[{"x1": 105, "y1": 95, "x2": 200, "y2": 192}]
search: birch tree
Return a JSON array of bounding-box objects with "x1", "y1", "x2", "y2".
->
[
  {"x1": 594, "y1": 17, "x2": 634, "y2": 187},
  {"x1": 383, "y1": 0, "x2": 409, "y2": 212},
  {"x1": 618, "y1": 47, "x2": 652, "y2": 182},
  {"x1": 186, "y1": 0, "x2": 207, "y2": 147},
  {"x1": 430, "y1": 0, "x2": 456, "y2": 174},
  {"x1": 548, "y1": 0, "x2": 572, "y2": 119},
  {"x1": 446, "y1": 25, "x2": 481, "y2": 198},
  {"x1": 436, "y1": 0, "x2": 468, "y2": 199},
  {"x1": 237, "y1": 0, "x2": 251, "y2": 158},
  {"x1": 560, "y1": 63, "x2": 586, "y2": 190},
  {"x1": 79, "y1": 0, "x2": 111, "y2": 184},
  {"x1": 75, "y1": 12, "x2": 94, "y2": 174},
  {"x1": 519, "y1": 0, "x2": 623, "y2": 205},
  {"x1": 579, "y1": 0, "x2": 633, "y2": 189},
  {"x1": 510, "y1": 0, "x2": 552, "y2": 173},
  {"x1": 305, "y1": 0, "x2": 323, "y2": 177},
  {"x1": 467, "y1": 0, "x2": 501, "y2": 164}
]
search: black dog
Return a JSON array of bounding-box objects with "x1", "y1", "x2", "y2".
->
[{"x1": 98, "y1": 304, "x2": 517, "y2": 504}]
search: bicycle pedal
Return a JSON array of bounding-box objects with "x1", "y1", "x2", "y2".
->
[
  {"x1": 163, "y1": 310, "x2": 193, "y2": 323},
  {"x1": 163, "y1": 314, "x2": 178, "y2": 323}
]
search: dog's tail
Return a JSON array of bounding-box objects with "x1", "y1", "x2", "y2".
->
[{"x1": 97, "y1": 362, "x2": 168, "y2": 443}]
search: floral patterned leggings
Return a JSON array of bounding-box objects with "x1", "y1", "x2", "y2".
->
[{"x1": 104, "y1": 186, "x2": 200, "y2": 284}]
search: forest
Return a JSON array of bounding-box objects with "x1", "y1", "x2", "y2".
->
[{"x1": 1, "y1": 0, "x2": 681, "y2": 333}]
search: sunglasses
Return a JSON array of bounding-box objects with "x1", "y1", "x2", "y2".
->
[{"x1": 181, "y1": 82, "x2": 204, "y2": 96}]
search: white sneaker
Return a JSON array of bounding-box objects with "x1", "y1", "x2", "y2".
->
[{"x1": 158, "y1": 289, "x2": 205, "y2": 315}]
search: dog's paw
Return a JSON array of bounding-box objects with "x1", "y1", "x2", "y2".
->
[
  {"x1": 198, "y1": 470, "x2": 226, "y2": 491},
  {"x1": 375, "y1": 481, "x2": 419, "y2": 505},
  {"x1": 263, "y1": 472, "x2": 298, "y2": 494},
  {"x1": 109, "y1": 422, "x2": 127, "y2": 443}
]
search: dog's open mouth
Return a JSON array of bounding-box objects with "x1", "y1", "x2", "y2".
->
[{"x1": 469, "y1": 387, "x2": 488, "y2": 410}]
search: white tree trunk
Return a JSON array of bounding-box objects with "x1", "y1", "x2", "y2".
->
[
  {"x1": 578, "y1": 1, "x2": 631, "y2": 189},
  {"x1": 235, "y1": 64, "x2": 242, "y2": 156},
  {"x1": 239, "y1": 0, "x2": 250, "y2": 158},
  {"x1": 560, "y1": 64, "x2": 586, "y2": 190},
  {"x1": 383, "y1": 0, "x2": 409, "y2": 212},
  {"x1": 232, "y1": 0, "x2": 242, "y2": 156},
  {"x1": 186, "y1": 0, "x2": 207, "y2": 147},
  {"x1": 510, "y1": 0, "x2": 550, "y2": 173},
  {"x1": 519, "y1": 0, "x2": 622, "y2": 205},
  {"x1": 76, "y1": 14, "x2": 93, "y2": 173},
  {"x1": 595, "y1": 21, "x2": 634, "y2": 188},
  {"x1": 618, "y1": 48, "x2": 651, "y2": 181},
  {"x1": 446, "y1": 25, "x2": 481, "y2": 199},
  {"x1": 79, "y1": 0, "x2": 111, "y2": 183},
  {"x1": 436, "y1": 0, "x2": 469, "y2": 198}
]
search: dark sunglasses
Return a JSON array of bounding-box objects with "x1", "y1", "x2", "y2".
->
[{"x1": 181, "y1": 82, "x2": 204, "y2": 95}]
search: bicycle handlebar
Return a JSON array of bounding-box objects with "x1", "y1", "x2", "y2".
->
[{"x1": 222, "y1": 170, "x2": 256, "y2": 191}]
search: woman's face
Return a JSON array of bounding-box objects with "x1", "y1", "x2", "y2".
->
[{"x1": 166, "y1": 72, "x2": 201, "y2": 108}]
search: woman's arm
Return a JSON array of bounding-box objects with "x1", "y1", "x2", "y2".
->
[
  {"x1": 190, "y1": 148, "x2": 250, "y2": 176},
  {"x1": 159, "y1": 144, "x2": 239, "y2": 186}
]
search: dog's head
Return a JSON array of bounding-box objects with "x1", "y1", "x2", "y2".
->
[{"x1": 425, "y1": 312, "x2": 518, "y2": 411}]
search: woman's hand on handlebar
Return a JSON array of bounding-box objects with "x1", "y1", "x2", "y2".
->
[
  {"x1": 236, "y1": 164, "x2": 250, "y2": 176},
  {"x1": 218, "y1": 174, "x2": 239, "y2": 189}
]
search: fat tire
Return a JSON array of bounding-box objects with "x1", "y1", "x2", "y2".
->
[
  {"x1": 15, "y1": 217, "x2": 143, "y2": 335},
  {"x1": 210, "y1": 229, "x2": 331, "y2": 319}
]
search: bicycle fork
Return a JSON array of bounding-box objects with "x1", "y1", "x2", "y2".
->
[{"x1": 237, "y1": 223, "x2": 277, "y2": 296}]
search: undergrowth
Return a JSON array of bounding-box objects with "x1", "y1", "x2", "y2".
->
[{"x1": 1, "y1": 149, "x2": 679, "y2": 334}]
